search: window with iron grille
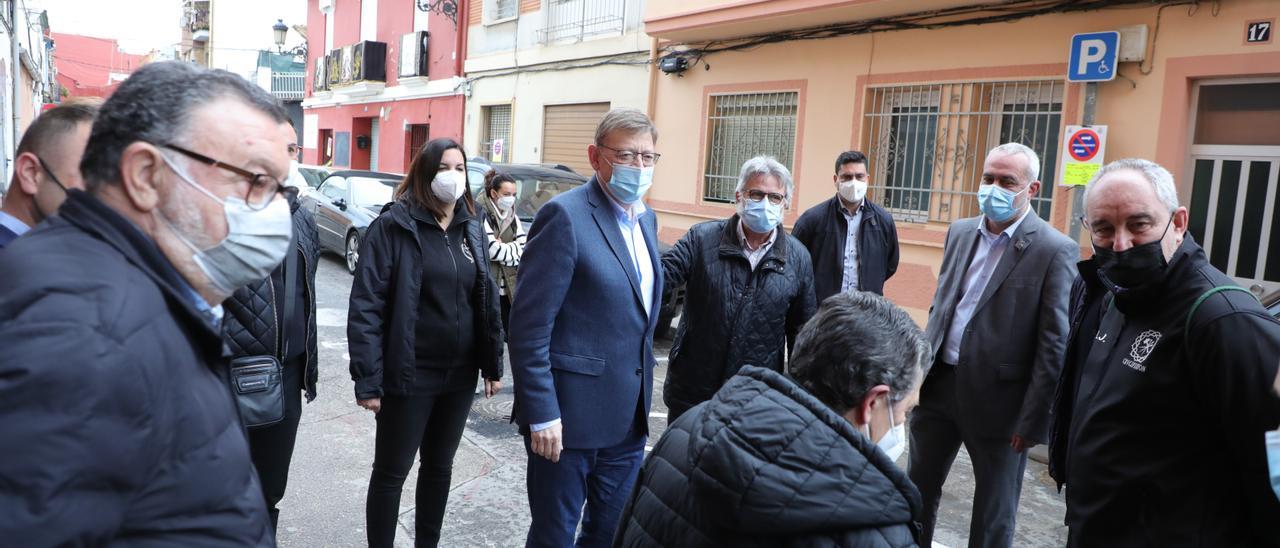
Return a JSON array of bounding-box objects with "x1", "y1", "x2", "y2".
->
[
  {"x1": 539, "y1": 0, "x2": 627, "y2": 44},
  {"x1": 703, "y1": 91, "x2": 799, "y2": 203},
  {"x1": 487, "y1": 0, "x2": 518, "y2": 22},
  {"x1": 482, "y1": 105, "x2": 512, "y2": 163},
  {"x1": 862, "y1": 81, "x2": 1064, "y2": 224}
]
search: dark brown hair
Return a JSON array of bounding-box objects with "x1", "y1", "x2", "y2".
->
[
  {"x1": 484, "y1": 169, "x2": 516, "y2": 196},
  {"x1": 395, "y1": 137, "x2": 474, "y2": 219}
]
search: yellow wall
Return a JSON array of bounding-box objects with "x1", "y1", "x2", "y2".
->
[{"x1": 646, "y1": 0, "x2": 1280, "y2": 323}]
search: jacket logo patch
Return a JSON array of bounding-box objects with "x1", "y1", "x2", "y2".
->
[{"x1": 1123, "y1": 329, "x2": 1162, "y2": 372}]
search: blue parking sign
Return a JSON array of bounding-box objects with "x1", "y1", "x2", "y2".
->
[{"x1": 1068, "y1": 32, "x2": 1119, "y2": 82}]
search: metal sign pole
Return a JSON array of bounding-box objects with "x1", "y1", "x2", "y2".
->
[{"x1": 1068, "y1": 81, "x2": 1099, "y2": 241}]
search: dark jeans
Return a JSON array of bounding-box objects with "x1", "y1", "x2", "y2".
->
[
  {"x1": 524, "y1": 426, "x2": 646, "y2": 548},
  {"x1": 367, "y1": 367, "x2": 479, "y2": 548},
  {"x1": 246, "y1": 354, "x2": 305, "y2": 532}
]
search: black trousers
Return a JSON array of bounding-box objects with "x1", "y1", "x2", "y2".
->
[
  {"x1": 367, "y1": 367, "x2": 479, "y2": 548},
  {"x1": 246, "y1": 354, "x2": 305, "y2": 532},
  {"x1": 500, "y1": 295, "x2": 512, "y2": 342}
]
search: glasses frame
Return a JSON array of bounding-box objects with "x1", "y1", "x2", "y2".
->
[
  {"x1": 162, "y1": 144, "x2": 293, "y2": 210},
  {"x1": 744, "y1": 189, "x2": 787, "y2": 205},
  {"x1": 596, "y1": 144, "x2": 662, "y2": 167}
]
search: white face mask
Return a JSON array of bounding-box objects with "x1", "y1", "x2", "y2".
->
[
  {"x1": 431, "y1": 169, "x2": 466, "y2": 203},
  {"x1": 161, "y1": 155, "x2": 293, "y2": 295},
  {"x1": 863, "y1": 394, "x2": 906, "y2": 462},
  {"x1": 496, "y1": 195, "x2": 516, "y2": 212},
  {"x1": 839, "y1": 179, "x2": 868, "y2": 203}
]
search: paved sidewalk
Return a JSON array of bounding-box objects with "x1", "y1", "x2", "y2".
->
[{"x1": 276, "y1": 256, "x2": 1067, "y2": 547}]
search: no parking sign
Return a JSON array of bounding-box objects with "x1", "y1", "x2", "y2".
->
[{"x1": 1060, "y1": 125, "x2": 1107, "y2": 186}]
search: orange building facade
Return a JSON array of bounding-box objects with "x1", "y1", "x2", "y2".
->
[{"x1": 642, "y1": 0, "x2": 1280, "y2": 324}]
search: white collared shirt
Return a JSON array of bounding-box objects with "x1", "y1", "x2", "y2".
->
[
  {"x1": 737, "y1": 219, "x2": 777, "y2": 270},
  {"x1": 941, "y1": 208, "x2": 1032, "y2": 365},
  {"x1": 0, "y1": 210, "x2": 31, "y2": 237},
  {"x1": 839, "y1": 202, "x2": 863, "y2": 292}
]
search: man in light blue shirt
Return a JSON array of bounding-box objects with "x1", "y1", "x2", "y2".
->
[
  {"x1": 0, "y1": 101, "x2": 97, "y2": 249},
  {"x1": 510, "y1": 108, "x2": 664, "y2": 548},
  {"x1": 910, "y1": 143, "x2": 1077, "y2": 548}
]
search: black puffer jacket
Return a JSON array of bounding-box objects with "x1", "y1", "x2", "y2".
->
[
  {"x1": 222, "y1": 197, "x2": 321, "y2": 400},
  {"x1": 615, "y1": 366, "x2": 923, "y2": 547},
  {"x1": 0, "y1": 191, "x2": 271, "y2": 545},
  {"x1": 348, "y1": 199, "x2": 503, "y2": 399},
  {"x1": 660, "y1": 216, "x2": 816, "y2": 420}
]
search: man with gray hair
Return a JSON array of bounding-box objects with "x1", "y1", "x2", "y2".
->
[
  {"x1": 659, "y1": 155, "x2": 815, "y2": 423},
  {"x1": 0, "y1": 62, "x2": 295, "y2": 544},
  {"x1": 910, "y1": 142, "x2": 1078, "y2": 547},
  {"x1": 1048, "y1": 158, "x2": 1280, "y2": 546},
  {"x1": 614, "y1": 291, "x2": 928, "y2": 546},
  {"x1": 510, "y1": 107, "x2": 664, "y2": 546}
]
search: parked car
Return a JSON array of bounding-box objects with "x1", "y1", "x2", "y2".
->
[
  {"x1": 1264, "y1": 288, "x2": 1279, "y2": 319},
  {"x1": 296, "y1": 164, "x2": 332, "y2": 189},
  {"x1": 466, "y1": 158, "x2": 686, "y2": 338},
  {"x1": 302, "y1": 170, "x2": 402, "y2": 274},
  {"x1": 465, "y1": 159, "x2": 587, "y2": 231}
]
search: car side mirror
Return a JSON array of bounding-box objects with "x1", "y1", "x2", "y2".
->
[{"x1": 333, "y1": 198, "x2": 347, "y2": 211}]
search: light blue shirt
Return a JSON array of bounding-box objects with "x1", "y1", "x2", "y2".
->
[
  {"x1": 531, "y1": 195, "x2": 656, "y2": 433},
  {"x1": 941, "y1": 209, "x2": 1031, "y2": 365},
  {"x1": 840, "y1": 203, "x2": 863, "y2": 293},
  {"x1": 0, "y1": 210, "x2": 31, "y2": 237}
]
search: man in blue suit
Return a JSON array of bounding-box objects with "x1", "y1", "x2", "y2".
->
[{"x1": 510, "y1": 107, "x2": 664, "y2": 547}]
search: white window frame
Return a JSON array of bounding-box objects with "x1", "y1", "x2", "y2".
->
[{"x1": 484, "y1": 0, "x2": 519, "y2": 25}]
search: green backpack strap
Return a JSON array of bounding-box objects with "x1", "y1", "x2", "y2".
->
[{"x1": 1185, "y1": 285, "x2": 1259, "y2": 338}]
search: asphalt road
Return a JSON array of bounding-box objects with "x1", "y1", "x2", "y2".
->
[{"x1": 273, "y1": 254, "x2": 1067, "y2": 547}]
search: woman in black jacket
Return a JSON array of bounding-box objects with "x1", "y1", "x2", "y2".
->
[{"x1": 348, "y1": 138, "x2": 504, "y2": 548}]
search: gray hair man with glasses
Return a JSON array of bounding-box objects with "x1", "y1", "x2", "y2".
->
[
  {"x1": 0, "y1": 61, "x2": 293, "y2": 545},
  {"x1": 658, "y1": 154, "x2": 816, "y2": 423},
  {"x1": 1049, "y1": 158, "x2": 1280, "y2": 547},
  {"x1": 510, "y1": 107, "x2": 665, "y2": 547}
]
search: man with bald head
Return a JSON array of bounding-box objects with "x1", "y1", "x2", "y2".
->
[
  {"x1": 0, "y1": 62, "x2": 295, "y2": 544},
  {"x1": 0, "y1": 100, "x2": 98, "y2": 248},
  {"x1": 1049, "y1": 158, "x2": 1280, "y2": 546}
]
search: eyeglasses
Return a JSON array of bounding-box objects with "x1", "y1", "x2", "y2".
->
[
  {"x1": 162, "y1": 144, "x2": 293, "y2": 210},
  {"x1": 745, "y1": 189, "x2": 786, "y2": 205},
  {"x1": 597, "y1": 144, "x2": 661, "y2": 167}
]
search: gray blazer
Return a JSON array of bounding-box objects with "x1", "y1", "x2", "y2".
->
[{"x1": 923, "y1": 212, "x2": 1078, "y2": 443}]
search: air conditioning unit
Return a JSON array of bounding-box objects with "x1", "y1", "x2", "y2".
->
[{"x1": 399, "y1": 31, "x2": 429, "y2": 78}]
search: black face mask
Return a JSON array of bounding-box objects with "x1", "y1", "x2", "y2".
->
[{"x1": 1092, "y1": 217, "x2": 1173, "y2": 291}]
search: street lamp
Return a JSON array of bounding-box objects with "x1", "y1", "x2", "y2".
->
[{"x1": 272, "y1": 19, "x2": 288, "y2": 53}]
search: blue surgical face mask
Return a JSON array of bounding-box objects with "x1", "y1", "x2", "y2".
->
[
  {"x1": 977, "y1": 183, "x2": 1027, "y2": 223},
  {"x1": 605, "y1": 163, "x2": 654, "y2": 204},
  {"x1": 1267, "y1": 431, "x2": 1280, "y2": 502},
  {"x1": 738, "y1": 195, "x2": 782, "y2": 234}
]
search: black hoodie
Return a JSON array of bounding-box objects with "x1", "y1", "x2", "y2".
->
[{"x1": 348, "y1": 198, "x2": 504, "y2": 399}]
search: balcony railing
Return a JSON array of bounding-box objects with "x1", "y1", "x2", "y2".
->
[
  {"x1": 538, "y1": 0, "x2": 626, "y2": 45},
  {"x1": 271, "y1": 72, "x2": 306, "y2": 101}
]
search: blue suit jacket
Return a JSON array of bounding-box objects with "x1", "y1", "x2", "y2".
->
[{"x1": 509, "y1": 179, "x2": 663, "y2": 449}]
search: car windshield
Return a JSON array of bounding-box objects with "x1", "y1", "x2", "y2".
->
[{"x1": 351, "y1": 177, "x2": 397, "y2": 206}]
